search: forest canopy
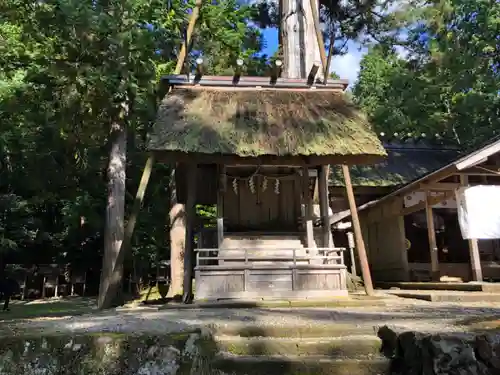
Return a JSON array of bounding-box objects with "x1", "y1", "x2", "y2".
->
[{"x1": 0, "y1": 0, "x2": 498, "y2": 295}]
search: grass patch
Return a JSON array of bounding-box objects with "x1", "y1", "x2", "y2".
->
[{"x1": 0, "y1": 297, "x2": 94, "y2": 321}]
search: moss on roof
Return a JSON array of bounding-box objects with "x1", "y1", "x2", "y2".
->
[{"x1": 147, "y1": 87, "x2": 386, "y2": 160}]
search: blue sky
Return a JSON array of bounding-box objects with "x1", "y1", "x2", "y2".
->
[{"x1": 260, "y1": 27, "x2": 368, "y2": 86}]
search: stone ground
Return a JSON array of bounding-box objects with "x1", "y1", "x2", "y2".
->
[{"x1": 1, "y1": 294, "x2": 500, "y2": 338}]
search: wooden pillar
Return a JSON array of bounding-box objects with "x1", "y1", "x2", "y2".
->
[
  {"x1": 347, "y1": 232, "x2": 357, "y2": 277},
  {"x1": 217, "y1": 165, "x2": 225, "y2": 247},
  {"x1": 341, "y1": 165, "x2": 374, "y2": 295},
  {"x1": 397, "y1": 215, "x2": 410, "y2": 281},
  {"x1": 168, "y1": 165, "x2": 185, "y2": 299},
  {"x1": 460, "y1": 175, "x2": 483, "y2": 282},
  {"x1": 182, "y1": 163, "x2": 198, "y2": 303},
  {"x1": 425, "y1": 193, "x2": 440, "y2": 281},
  {"x1": 302, "y1": 166, "x2": 315, "y2": 248},
  {"x1": 318, "y1": 165, "x2": 331, "y2": 248}
]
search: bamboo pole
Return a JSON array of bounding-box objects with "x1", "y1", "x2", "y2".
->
[{"x1": 342, "y1": 165, "x2": 374, "y2": 296}]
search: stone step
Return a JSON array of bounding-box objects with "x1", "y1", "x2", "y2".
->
[
  {"x1": 212, "y1": 354, "x2": 391, "y2": 375},
  {"x1": 215, "y1": 335, "x2": 382, "y2": 357},
  {"x1": 377, "y1": 281, "x2": 500, "y2": 293},
  {"x1": 387, "y1": 290, "x2": 500, "y2": 302},
  {"x1": 211, "y1": 323, "x2": 379, "y2": 339}
]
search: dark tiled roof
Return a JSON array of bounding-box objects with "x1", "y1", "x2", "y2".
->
[{"x1": 330, "y1": 141, "x2": 460, "y2": 187}]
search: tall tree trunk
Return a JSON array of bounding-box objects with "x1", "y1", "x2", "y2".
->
[{"x1": 98, "y1": 118, "x2": 127, "y2": 309}]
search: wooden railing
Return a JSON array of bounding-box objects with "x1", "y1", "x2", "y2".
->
[
  {"x1": 195, "y1": 247, "x2": 346, "y2": 268},
  {"x1": 194, "y1": 247, "x2": 349, "y2": 300}
]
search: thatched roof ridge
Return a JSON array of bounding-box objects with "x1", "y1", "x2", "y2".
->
[{"x1": 147, "y1": 87, "x2": 386, "y2": 162}]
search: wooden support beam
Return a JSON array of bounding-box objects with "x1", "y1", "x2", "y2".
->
[
  {"x1": 459, "y1": 165, "x2": 500, "y2": 176},
  {"x1": 397, "y1": 215, "x2": 410, "y2": 281},
  {"x1": 307, "y1": 63, "x2": 320, "y2": 85},
  {"x1": 194, "y1": 57, "x2": 204, "y2": 82},
  {"x1": 182, "y1": 163, "x2": 198, "y2": 304},
  {"x1": 217, "y1": 165, "x2": 225, "y2": 247},
  {"x1": 420, "y1": 182, "x2": 461, "y2": 191},
  {"x1": 166, "y1": 0, "x2": 203, "y2": 302},
  {"x1": 308, "y1": 0, "x2": 328, "y2": 81},
  {"x1": 318, "y1": 165, "x2": 331, "y2": 248},
  {"x1": 175, "y1": 0, "x2": 203, "y2": 74},
  {"x1": 270, "y1": 59, "x2": 283, "y2": 84},
  {"x1": 460, "y1": 175, "x2": 483, "y2": 282},
  {"x1": 341, "y1": 165, "x2": 374, "y2": 296},
  {"x1": 302, "y1": 166, "x2": 315, "y2": 248},
  {"x1": 347, "y1": 232, "x2": 357, "y2": 277},
  {"x1": 401, "y1": 191, "x2": 454, "y2": 217},
  {"x1": 425, "y1": 193, "x2": 440, "y2": 281},
  {"x1": 233, "y1": 59, "x2": 244, "y2": 84}
]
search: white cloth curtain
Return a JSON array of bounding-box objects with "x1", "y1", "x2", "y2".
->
[{"x1": 456, "y1": 185, "x2": 500, "y2": 239}]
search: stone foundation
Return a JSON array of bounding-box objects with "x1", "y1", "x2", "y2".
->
[
  {"x1": 378, "y1": 326, "x2": 500, "y2": 375},
  {"x1": 0, "y1": 331, "x2": 219, "y2": 375}
]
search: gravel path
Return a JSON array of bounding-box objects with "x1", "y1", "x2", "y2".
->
[{"x1": 2, "y1": 298, "x2": 500, "y2": 337}]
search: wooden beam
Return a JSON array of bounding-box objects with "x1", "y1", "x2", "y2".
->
[
  {"x1": 318, "y1": 165, "x2": 331, "y2": 248},
  {"x1": 329, "y1": 186, "x2": 393, "y2": 196},
  {"x1": 166, "y1": 0, "x2": 204, "y2": 302},
  {"x1": 341, "y1": 165, "x2": 374, "y2": 296},
  {"x1": 182, "y1": 163, "x2": 198, "y2": 304},
  {"x1": 420, "y1": 182, "x2": 460, "y2": 191},
  {"x1": 308, "y1": 0, "x2": 328, "y2": 80},
  {"x1": 425, "y1": 192, "x2": 440, "y2": 281},
  {"x1": 217, "y1": 165, "x2": 225, "y2": 247},
  {"x1": 459, "y1": 165, "x2": 500, "y2": 176},
  {"x1": 302, "y1": 166, "x2": 315, "y2": 248},
  {"x1": 364, "y1": 191, "x2": 452, "y2": 225},
  {"x1": 460, "y1": 175, "x2": 483, "y2": 282},
  {"x1": 397, "y1": 215, "x2": 410, "y2": 281},
  {"x1": 153, "y1": 150, "x2": 384, "y2": 167},
  {"x1": 401, "y1": 191, "x2": 454, "y2": 217},
  {"x1": 175, "y1": 0, "x2": 203, "y2": 74},
  {"x1": 347, "y1": 232, "x2": 357, "y2": 277}
]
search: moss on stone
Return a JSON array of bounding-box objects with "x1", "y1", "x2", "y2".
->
[
  {"x1": 216, "y1": 337, "x2": 382, "y2": 357},
  {"x1": 0, "y1": 331, "x2": 218, "y2": 375},
  {"x1": 213, "y1": 356, "x2": 390, "y2": 375}
]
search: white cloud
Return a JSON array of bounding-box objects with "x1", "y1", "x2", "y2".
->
[{"x1": 330, "y1": 41, "x2": 367, "y2": 87}]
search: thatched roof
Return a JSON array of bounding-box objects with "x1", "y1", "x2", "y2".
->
[{"x1": 147, "y1": 87, "x2": 386, "y2": 163}]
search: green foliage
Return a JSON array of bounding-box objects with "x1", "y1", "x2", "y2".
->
[
  {"x1": 353, "y1": 0, "x2": 500, "y2": 147},
  {"x1": 0, "y1": 0, "x2": 264, "y2": 270}
]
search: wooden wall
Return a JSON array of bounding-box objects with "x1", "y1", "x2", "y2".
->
[
  {"x1": 360, "y1": 199, "x2": 409, "y2": 282},
  {"x1": 176, "y1": 163, "x2": 217, "y2": 204},
  {"x1": 223, "y1": 168, "x2": 302, "y2": 232}
]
